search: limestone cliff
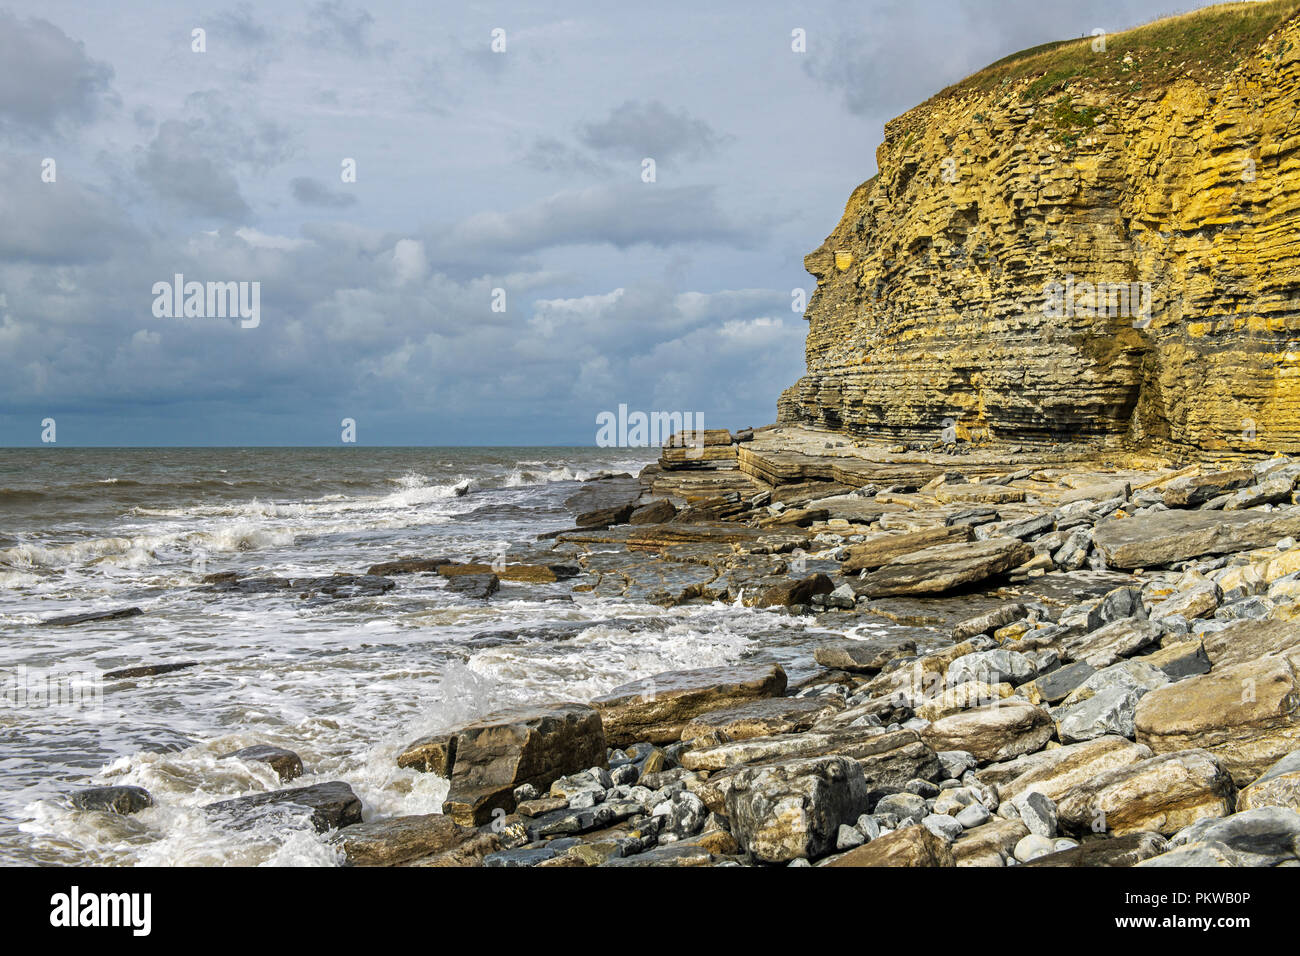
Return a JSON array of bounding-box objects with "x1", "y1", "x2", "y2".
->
[{"x1": 780, "y1": 2, "x2": 1300, "y2": 455}]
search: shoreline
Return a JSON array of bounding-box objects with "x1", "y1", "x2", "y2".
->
[{"x1": 56, "y1": 425, "x2": 1300, "y2": 867}]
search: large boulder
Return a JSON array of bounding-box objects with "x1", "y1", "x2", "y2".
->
[
  {"x1": 856, "y1": 538, "x2": 1033, "y2": 598},
  {"x1": 441, "y1": 703, "x2": 606, "y2": 826},
  {"x1": 592, "y1": 663, "x2": 786, "y2": 747},
  {"x1": 1134, "y1": 652, "x2": 1300, "y2": 785},
  {"x1": 921, "y1": 699, "x2": 1054, "y2": 764},
  {"x1": 1054, "y1": 750, "x2": 1235, "y2": 836},
  {"x1": 724, "y1": 755, "x2": 870, "y2": 863}
]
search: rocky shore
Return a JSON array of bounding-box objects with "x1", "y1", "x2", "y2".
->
[{"x1": 69, "y1": 425, "x2": 1300, "y2": 867}]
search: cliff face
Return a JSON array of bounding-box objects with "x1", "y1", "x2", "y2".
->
[{"x1": 780, "y1": 4, "x2": 1300, "y2": 455}]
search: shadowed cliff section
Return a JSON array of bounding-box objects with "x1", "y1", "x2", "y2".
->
[{"x1": 780, "y1": 1, "x2": 1300, "y2": 455}]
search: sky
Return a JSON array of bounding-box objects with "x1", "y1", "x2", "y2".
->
[{"x1": 0, "y1": 0, "x2": 1225, "y2": 446}]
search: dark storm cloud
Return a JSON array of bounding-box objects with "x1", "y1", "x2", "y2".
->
[{"x1": 0, "y1": 11, "x2": 115, "y2": 132}]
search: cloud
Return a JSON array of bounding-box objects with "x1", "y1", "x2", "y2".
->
[
  {"x1": 0, "y1": 154, "x2": 134, "y2": 263},
  {"x1": 211, "y1": 4, "x2": 274, "y2": 47},
  {"x1": 0, "y1": 11, "x2": 115, "y2": 133},
  {"x1": 291, "y1": 176, "x2": 358, "y2": 207},
  {"x1": 579, "y1": 100, "x2": 728, "y2": 161},
  {"x1": 519, "y1": 135, "x2": 612, "y2": 178},
  {"x1": 135, "y1": 120, "x2": 251, "y2": 219},
  {"x1": 306, "y1": 0, "x2": 393, "y2": 58},
  {"x1": 434, "y1": 184, "x2": 754, "y2": 256}
]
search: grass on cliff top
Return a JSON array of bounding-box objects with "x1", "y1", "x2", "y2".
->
[{"x1": 932, "y1": 0, "x2": 1300, "y2": 103}]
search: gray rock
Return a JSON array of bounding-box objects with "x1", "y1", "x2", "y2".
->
[
  {"x1": 874, "y1": 792, "x2": 929, "y2": 824},
  {"x1": 1013, "y1": 833, "x2": 1057, "y2": 862},
  {"x1": 725, "y1": 755, "x2": 870, "y2": 863},
  {"x1": 1169, "y1": 807, "x2": 1300, "y2": 866},
  {"x1": 651, "y1": 790, "x2": 707, "y2": 842},
  {"x1": 836, "y1": 823, "x2": 867, "y2": 850},
  {"x1": 947, "y1": 649, "x2": 1038, "y2": 687},
  {"x1": 1030, "y1": 661, "x2": 1096, "y2": 704},
  {"x1": 937, "y1": 750, "x2": 978, "y2": 779},
  {"x1": 956, "y1": 802, "x2": 992, "y2": 828},
  {"x1": 1055, "y1": 686, "x2": 1147, "y2": 743},
  {"x1": 70, "y1": 785, "x2": 153, "y2": 815},
  {"x1": 1015, "y1": 791, "x2": 1058, "y2": 839},
  {"x1": 923, "y1": 813, "x2": 965, "y2": 842}
]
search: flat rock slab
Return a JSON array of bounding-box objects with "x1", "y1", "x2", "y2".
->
[
  {"x1": 1093, "y1": 508, "x2": 1300, "y2": 569},
  {"x1": 42, "y1": 607, "x2": 143, "y2": 627},
  {"x1": 442, "y1": 702, "x2": 605, "y2": 826},
  {"x1": 679, "y1": 696, "x2": 841, "y2": 742},
  {"x1": 856, "y1": 538, "x2": 1033, "y2": 598},
  {"x1": 443, "y1": 573, "x2": 499, "y2": 599},
  {"x1": 841, "y1": 525, "x2": 974, "y2": 573},
  {"x1": 205, "y1": 781, "x2": 363, "y2": 833},
  {"x1": 1200, "y1": 619, "x2": 1300, "y2": 668},
  {"x1": 104, "y1": 661, "x2": 198, "y2": 679},
  {"x1": 933, "y1": 484, "x2": 1025, "y2": 504},
  {"x1": 592, "y1": 662, "x2": 786, "y2": 747},
  {"x1": 200, "y1": 573, "x2": 396, "y2": 599},
  {"x1": 331, "y1": 813, "x2": 487, "y2": 866},
  {"x1": 366, "y1": 557, "x2": 452, "y2": 575}
]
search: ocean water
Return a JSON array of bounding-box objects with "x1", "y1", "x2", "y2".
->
[{"x1": 0, "y1": 447, "x2": 868, "y2": 866}]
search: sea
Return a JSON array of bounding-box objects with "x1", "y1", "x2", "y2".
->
[{"x1": 0, "y1": 447, "x2": 873, "y2": 866}]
